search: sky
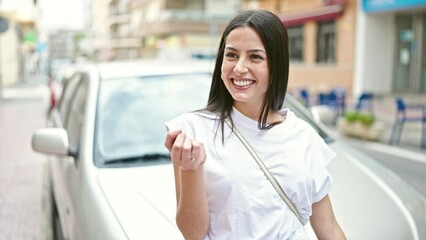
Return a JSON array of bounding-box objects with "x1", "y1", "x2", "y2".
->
[
  {"x1": 39, "y1": 0, "x2": 85, "y2": 30},
  {"x1": 0, "y1": 0, "x2": 85, "y2": 30}
]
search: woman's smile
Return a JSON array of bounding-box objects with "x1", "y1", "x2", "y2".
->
[{"x1": 232, "y1": 78, "x2": 255, "y2": 88}]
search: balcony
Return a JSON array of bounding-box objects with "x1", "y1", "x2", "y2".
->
[
  {"x1": 110, "y1": 38, "x2": 142, "y2": 48},
  {"x1": 159, "y1": 9, "x2": 232, "y2": 22},
  {"x1": 109, "y1": 13, "x2": 130, "y2": 26},
  {"x1": 136, "y1": 9, "x2": 232, "y2": 37}
]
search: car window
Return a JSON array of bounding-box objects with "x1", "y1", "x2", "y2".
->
[
  {"x1": 65, "y1": 74, "x2": 88, "y2": 155},
  {"x1": 58, "y1": 73, "x2": 82, "y2": 123},
  {"x1": 95, "y1": 73, "x2": 211, "y2": 165}
]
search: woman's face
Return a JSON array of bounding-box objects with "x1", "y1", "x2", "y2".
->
[{"x1": 221, "y1": 26, "x2": 269, "y2": 110}]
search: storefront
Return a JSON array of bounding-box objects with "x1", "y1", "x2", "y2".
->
[
  {"x1": 274, "y1": 0, "x2": 356, "y2": 100},
  {"x1": 354, "y1": 0, "x2": 426, "y2": 96}
]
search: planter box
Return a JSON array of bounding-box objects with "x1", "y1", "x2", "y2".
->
[{"x1": 337, "y1": 117, "x2": 385, "y2": 141}]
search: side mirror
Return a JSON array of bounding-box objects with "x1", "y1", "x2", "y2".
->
[{"x1": 32, "y1": 128, "x2": 70, "y2": 156}]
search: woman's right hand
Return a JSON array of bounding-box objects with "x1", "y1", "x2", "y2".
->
[
  {"x1": 165, "y1": 130, "x2": 210, "y2": 239},
  {"x1": 165, "y1": 130, "x2": 206, "y2": 171}
]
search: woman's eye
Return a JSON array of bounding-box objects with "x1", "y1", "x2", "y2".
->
[
  {"x1": 225, "y1": 52, "x2": 237, "y2": 58},
  {"x1": 250, "y1": 54, "x2": 264, "y2": 60}
]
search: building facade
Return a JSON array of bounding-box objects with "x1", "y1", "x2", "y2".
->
[
  {"x1": 242, "y1": 0, "x2": 357, "y2": 101},
  {"x1": 91, "y1": 0, "x2": 426, "y2": 99},
  {"x1": 98, "y1": 0, "x2": 238, "y2": 60},
  {"x1": 0, "y1": 1, "x2": 37, "y2": 88},
  {"x1": 354, "y1": 0, "x2": 426, "y2": 96}
]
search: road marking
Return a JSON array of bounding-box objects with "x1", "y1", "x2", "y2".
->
[
  {"x1": 345, "y1": 153, "x2": 420, "y2": 240},
  {"x1": 363, "y1": 141, "x2": 426, "y2": 163}
]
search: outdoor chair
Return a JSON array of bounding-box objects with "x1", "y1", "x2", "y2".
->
[
  {"x1": 299, "y1": 88, "x2": 310, "y2": 107},
  {"x1": 355, "y1": 92, "x2": 374, "y2": 114},
  {"x1": 389, "y1": 97, "x2": 426, "y2": 148},
  {"x1": 317, "y1": 88, "x2": 347, "y2": 125}
]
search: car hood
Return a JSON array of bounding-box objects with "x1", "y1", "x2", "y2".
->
[{"x1": 96, "y1": 163, "x2": 184, "y2": 240}]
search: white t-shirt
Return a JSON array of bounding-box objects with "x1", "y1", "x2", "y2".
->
[{"x1": 165, "y1": 107, "x2": 335, "y2": 240}]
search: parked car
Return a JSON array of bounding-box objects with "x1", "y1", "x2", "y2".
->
[{"x1": 32, "y1": 59, "x2": 425, "y2": 240}]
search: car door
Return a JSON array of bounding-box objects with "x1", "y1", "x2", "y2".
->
[{"x1": 49, "y1": 72, "x2": 88, "y2": 240}]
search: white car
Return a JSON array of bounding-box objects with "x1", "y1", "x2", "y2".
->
[{"x1": 32, "y1": 59, "x2": 425, "y2": 240}]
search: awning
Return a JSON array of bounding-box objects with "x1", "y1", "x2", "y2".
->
[{"x1": 281, "y1": 4, "x2": 344, "y2": 27}]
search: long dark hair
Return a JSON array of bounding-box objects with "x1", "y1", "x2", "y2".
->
[{"x1": 206, "y1": 9, "x2": 289, "y2": 133}]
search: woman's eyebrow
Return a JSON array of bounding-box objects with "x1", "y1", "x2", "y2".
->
[
  {"x1": 225, "y1": 46, "x2": 238, "y2": 51},
  {"x1": 225, "y1": 46, "x2": 266, "y2": 53},
  {"x1": 248, "y1": 49, "x2": 266, "y2": 54}
]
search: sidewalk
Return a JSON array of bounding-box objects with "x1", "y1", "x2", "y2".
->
[
  {"x1": 328, "y1": 93, "x2": 426, "y2": 157},
  {"x1": 365, "y1": 94, "x2": 425, "y2": 152},
  {"x1": 1, "y1": 82, "x2": 49, "y2": 100},
  {"x1": 0, "y1": 82, "x2": 52, "y2": 240}
]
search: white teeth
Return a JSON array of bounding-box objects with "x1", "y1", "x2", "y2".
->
[{"x1": 233, "y1": 79, "x2": 253, "y2": 86}]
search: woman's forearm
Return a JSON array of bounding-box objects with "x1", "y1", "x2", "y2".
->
[{"x1": 176, "y1": 166, "x2": 209, "y2": 240}]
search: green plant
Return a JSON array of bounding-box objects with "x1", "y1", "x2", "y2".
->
[
  {"x1": 344, "y1": 111, "x2": 375, "y2": 126},
  {"x1": 359, "y1": 114, "x2": 375, "y2": 126},
  {"x1": 344, "y1": 111, "x2": 359, "y2": 122}
]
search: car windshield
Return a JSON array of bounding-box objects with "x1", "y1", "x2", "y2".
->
[{"x1": 94, "y1": 73, "x2": 211, "y2": 166}]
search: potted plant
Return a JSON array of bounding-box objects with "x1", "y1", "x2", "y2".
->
[{"x1": 337, "y1": 111, "x2": 384, "y2": 141}]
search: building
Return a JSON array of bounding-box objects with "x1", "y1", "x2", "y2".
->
[
  {"x1": 242, "y1": 0, "x2": 357, "y2": 102},
  {"x1": 0, "y1": 0, "x2": 37, "y2": 88},
  {"x1": 90, "y1": 0, "x2": 109, "y2": 60},
  {"x1": 0, "y1": 14, "x2": 22, "y2": 88},
  {"x1": 354, "y1": 0, "x2": 426, "y2": 97},
  {"x1": 91, "y1": 0, "x2": 426, "y2": 98},
  {"x1": 106, "y1": 0, "x2": 140, "y2": 59},
  {"x1": 96, "y1": 0, "x2": 239, "y2": 60}
]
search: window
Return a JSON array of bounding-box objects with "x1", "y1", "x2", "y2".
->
[
  {"x1": 186, "y1": 0, "x2": 204, "y2": 10},
  {"x1": 58, "y1": 74, "x2": 82, "y2": 124},
  {"x1": 65, "y1": 74, "x2": 88, "y2": 155},
  {"x1": 317, "y1": 21, "x2": 336, "y2": 63},
  {"x1": 287, "y1": 25, "x2": 304, "y2": 61},
  {"x1": 165, "y1": 0, "x2": 203, "y2": 10}
]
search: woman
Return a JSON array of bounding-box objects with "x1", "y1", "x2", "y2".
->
[{"x1": 165, "y1": 9, "x2": 346, "y2": 240}]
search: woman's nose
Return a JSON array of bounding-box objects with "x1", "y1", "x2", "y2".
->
[{"x1": 234, "y1": 59, "x2": 248, "y2": 75}]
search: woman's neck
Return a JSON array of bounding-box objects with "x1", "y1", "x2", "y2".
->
[{"x1": 233, "y1": 103, "x2": 284, "y2": 124}]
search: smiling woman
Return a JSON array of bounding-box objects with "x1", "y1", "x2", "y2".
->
[{"x1": 164, "y1": 9, "x2": 346, "y2": 240}]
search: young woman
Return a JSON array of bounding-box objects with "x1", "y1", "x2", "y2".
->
[{"x1": 165, "y1": 9, "x2": 346, "y2": 240}]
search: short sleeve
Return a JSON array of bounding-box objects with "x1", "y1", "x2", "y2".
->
[
  {"x1": 165, "y1": 113, "x2": 196, "y2": 139},
  {"x1": 308, "y1": 127, "x2": 335, "y2": 203}
]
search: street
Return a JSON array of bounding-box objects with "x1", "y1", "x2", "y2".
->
[
  {"x1": 0, "y1": 83, "x2": 52, "y2": 240},
  {"x1": 343, "y1": 137, "x2": 426, "y2": 199},
  {"x1": 371, "y1": 152, "x2": 426, "y2": 198}
]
